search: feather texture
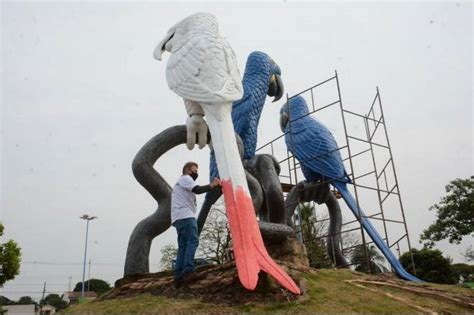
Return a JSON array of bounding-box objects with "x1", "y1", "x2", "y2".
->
[
  {"x1": 210, "y1": 51, "x2": 282, "y2": 179},
  {"x1": 164, "y1": 14, "x2": 243, "y2": 103}
]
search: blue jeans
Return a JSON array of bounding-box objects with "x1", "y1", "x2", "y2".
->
[{"x1": 173, "y1": 218, "x2": 199, "y2": 281}]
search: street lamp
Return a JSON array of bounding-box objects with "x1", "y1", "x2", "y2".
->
[{"x1": 79, "y1": 214, "x2": 97, "y2": 299}]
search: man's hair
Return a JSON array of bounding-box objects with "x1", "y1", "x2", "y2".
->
[{"x1": 182, "y1": 161, "x2": 198, "y2": 174}]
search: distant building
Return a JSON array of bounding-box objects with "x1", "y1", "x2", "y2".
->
[{"x1": 62, "y1": 291, "x2": 98, "y2": 304}]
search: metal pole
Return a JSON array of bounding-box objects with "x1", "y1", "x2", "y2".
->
[
  {"x1": 364, "y1": 115, "x2": 390, "y2": 247},
  {"x1": 81, "y1": 219, "x2": 89, "y2": 298},
  {"x1": 287, "y1": 93, "x2": 299, "y2": 185},
  {"x1": 88, "y1": 259, "x2": 91, "y2": 291},
  {"x1": 79, "y1": 214, "x2": 97, "y2": 299},
  {"x1": 41, "y1": 281, "x2": 46, "y2": 304},
  {"x1": 335, "y1": 70, "x2": 371, "y2": 273},
  {"x1": 376, "y1": 87, "x2": 417, "y2": 275}
]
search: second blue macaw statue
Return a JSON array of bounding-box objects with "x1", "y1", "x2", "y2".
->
[
  {"x1": 280, "y1": 95, "x2": 422, "y2": 282},
  {"x1": 198, "y1": 51, "x2": 285, "y2": 233},
  {"x1": 211, "y1": 51, "x2": 283, "y2": 174}
]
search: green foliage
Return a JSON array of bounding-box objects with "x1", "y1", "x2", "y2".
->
[
  {"x1": 41, "y1": 294, "x2": 68, "y2": 310},
  {"x1": 160, "y1": 244, "x2": 177, "y2": 271},
  {"x1": 0, "y1": 222, "x2": 21, "y2": 286},
  {"x1": 399, "y1": 248, "x2": 457, "y2": 284},
  {"x1": 0, "y1": 296, "x2": 13, "y2": 306},
  {"x1": 351, "y1": 244, "x2": 388, "y2": 273},
  {"x1": 420, "y1": 176, "x2": 474, "y2": 247},
  {"x1": 73, "y1": 278, "x2": 111, "y2": 296},
  {"x1": 299, "y1": 203, "x2": 332, "y2": 268},
  {"x1": 451, "y1": 263, "x2": 474, "y2": 283},
  {"x1": 17, "y1": 296, "x2": 35, "y2": 305}
]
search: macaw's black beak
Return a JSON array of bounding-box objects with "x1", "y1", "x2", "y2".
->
[{"x1": 268, "y1": 74, "x2": 284, "y2": 102}]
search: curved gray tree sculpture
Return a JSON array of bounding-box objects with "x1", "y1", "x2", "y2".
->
[
  {"x1": 285, "y1": 181, "x2": 349, "y2": 267},
  {"x1": 124, "y1": 125, "x2": 184, "y2": 276},
  {"x1": 124, "y1": 125, "x2": 290, "y2": 276}
]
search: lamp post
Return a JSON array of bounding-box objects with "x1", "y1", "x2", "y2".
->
[{"x1": 79, "y1": 214, "x2": 97, "y2": 299}]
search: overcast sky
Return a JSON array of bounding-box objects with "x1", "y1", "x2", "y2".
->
[{"x1": 1, "y1": 1, "x2": 472, "y2": 301}]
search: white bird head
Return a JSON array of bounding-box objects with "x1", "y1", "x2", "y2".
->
[{"x1": 153, "y1": 12, "x2": 219, "y2": 61}]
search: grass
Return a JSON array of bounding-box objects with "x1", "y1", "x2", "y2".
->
[{"x1": 63, "y1": 269, "x2": 473, "y2": 314}]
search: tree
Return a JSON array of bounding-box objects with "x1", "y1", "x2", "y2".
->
[
  {"x1": 17, "y1": 296, "x2": 35, "y2": 305},
  {"x1": 0, "y1": 222, "x2": 21, "y2": 286},
  {"x1": 399, "y1": 248, "x2": 457, "y2": 284},
  {"x1": 451, "y1": 263, "x2": 474, "y2": 283},
  {"x1": 420, "y1": 176, "x2": 474, "y2": 247},
  {"x1": 298, "y1": 202, "x2": 333, "y2": 268},
  {"x1": 73, "y1": 278, "x2": 111, "y2": 296},
  {"x1": 351, "y1": 244, "x2": 388, "y2": 273},
  {"x1": 197, "y1": 200, "x2": 231, "y2": 264},
  {"x1": 160, "y1": 244, "x2": 177, "y2": 271},
  {"x1": 0, "y1": 296, "x2": 13, "y2": 305},
  {"x1": 40, "y1": 294, "x2": 68, "y2": 310},
  {"x1": 464, "y1": 246, "x2": 474, "y2": 261}
]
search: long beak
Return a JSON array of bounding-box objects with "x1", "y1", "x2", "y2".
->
[
  {"x1": 153, "y1": 32, "x2": 174, "y2": 61},
  {"x1": 268, "y1": 74, "x2": 284, "y2": 103}
]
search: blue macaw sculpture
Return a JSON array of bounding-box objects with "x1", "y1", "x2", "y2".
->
[
  {"x1": 197, "y1": 51, "x2": 284, "y2": 233},
  {"x1": 209, "y1": 51, "x2": 283, "y2": 177},
  {"x1": 280, "y1": 95, "x2": 421, "y2": 282}
]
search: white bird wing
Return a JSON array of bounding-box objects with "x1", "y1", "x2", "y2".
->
[{"x1": 166, "y1": 33, "x2": 243, "y2": 104}]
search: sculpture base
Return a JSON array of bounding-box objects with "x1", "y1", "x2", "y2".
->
[
  {"x1": 265, "y1": 237, "x2": 310, "y2": 268},
  {"x1": 108, "y1": 261, "x2": 309, "y2": 304}
]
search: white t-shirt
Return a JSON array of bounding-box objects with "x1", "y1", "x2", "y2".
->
[{"x1": 171, "y1": 175, "x2": 198, "y2": 224}]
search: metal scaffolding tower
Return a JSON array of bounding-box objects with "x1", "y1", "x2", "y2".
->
[{"x1": 256, "y1": 71, "x2": 417, "y2": 272}]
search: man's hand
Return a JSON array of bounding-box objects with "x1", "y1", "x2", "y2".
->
[{"x1": 210, "y1": 178, "x2": 222, "y2": 189}]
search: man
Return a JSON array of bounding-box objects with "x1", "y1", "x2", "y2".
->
[{"x1": 171, "y1": 161, "x2": 221, "y2": 287}]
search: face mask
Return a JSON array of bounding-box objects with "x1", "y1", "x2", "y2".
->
[{"x1": 190, "y1": 172, "x2": 198, "y2": 180}]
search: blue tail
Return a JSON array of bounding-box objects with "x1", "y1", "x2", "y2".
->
[{"x1": 334, "y1": 182, "x2": 422, "y2": 282}]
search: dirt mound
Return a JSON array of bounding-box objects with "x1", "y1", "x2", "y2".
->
[{"x1": 103, "y1": 261, "x2": 309, "y2": 305}]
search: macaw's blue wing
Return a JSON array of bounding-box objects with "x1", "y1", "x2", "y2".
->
[
  {"x1": 286, "y1": 118, "x2": 349, "y2": 183},
  {"x1": 231, "y1": 93, "x2": 252, "y2": 136}
]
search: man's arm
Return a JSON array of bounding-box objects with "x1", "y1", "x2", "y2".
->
[
  {"x1": 192, "y1": 178, "x2": 221, "y2": 195},
  {"x1": 192, "y1": 184, "x2": 213, "y2": 194}
]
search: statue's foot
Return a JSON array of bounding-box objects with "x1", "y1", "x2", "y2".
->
[
  {"x1": 186, "y1": 114, "x2": 208, "y2": 150},
  {"x1": 297, "y1": 180, "x2": 331, "y2": 204}
]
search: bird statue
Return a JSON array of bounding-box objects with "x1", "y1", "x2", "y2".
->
[
  {"x1": 280, "y1": 95, "x2": 421, "y2": 282},
  {"x1": 198, "y1": 51, "x2": 285, "y2": 232},
  {"x1": 230, "y1": 51, "x2": 283, "y2": 160},
  {"x1": 154, "y1": 13, "x2": 300, "y2": 294}
]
